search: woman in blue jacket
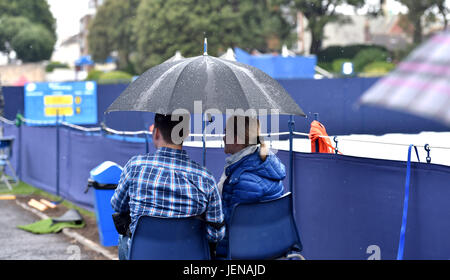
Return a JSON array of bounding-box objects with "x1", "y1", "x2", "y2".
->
[{"x1": 215, "y1": 115, "x2": 286, "y2": 258}]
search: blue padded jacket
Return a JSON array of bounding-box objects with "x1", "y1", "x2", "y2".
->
[{"x1": 221, "y1": 148, "x2": 286, "y2": 224}]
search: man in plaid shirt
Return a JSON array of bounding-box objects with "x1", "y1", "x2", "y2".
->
[{"x1": 111, "y1": 114, "x2": 225, "y2": 260}]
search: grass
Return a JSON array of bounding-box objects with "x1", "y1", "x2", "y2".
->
[{"x1": 0, "y1": 177, "x2": 95, "y2": 218}]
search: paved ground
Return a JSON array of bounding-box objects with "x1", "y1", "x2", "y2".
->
[{"x1": 0, "y1": 200, "x2": 108, "y2": 260}]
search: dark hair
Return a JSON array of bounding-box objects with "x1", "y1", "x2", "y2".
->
[{"x1": 154, "y1": 113, "x2": 188, "y2": 145}]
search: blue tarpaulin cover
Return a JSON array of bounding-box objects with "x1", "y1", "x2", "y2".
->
[
  {"x1": 3, "y1": 122, "x2": 450, "y2": 259},
  {"x1": 3, "y1": 79, "x2": 449, "y2": 135},
  {"x1": 234, "y1": 47, "x2": 316, "y2": 79}
]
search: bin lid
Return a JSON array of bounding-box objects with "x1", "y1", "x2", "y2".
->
[{"x1": 90, "y1": 161, "x2": 123, "y2": 185}]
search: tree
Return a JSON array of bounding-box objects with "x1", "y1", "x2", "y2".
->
[
  {"x1": 225, "y1": 0, "x2": 295, "y2": 52},
  {"x1": 88, "y1": 0, "x2": 141, "y2": 71},
  {"x1": 397, "y1": 0, "x2": 437, "y2": 44},
  {"x1": 132, "y1": 0, "x2": 294, "y2": 73},
  {"x1": 0, "y1": 16, "x2": 33, "y2": 56},
  {"x1": 0, "y1": 0, "x2": 56, "y2": 39},
  {"x1": 284, "y1": 0, "x2": 365, "y2": 54},
  {"x1": 0, "y1": 0, "x2": 56, "y2": 62},
  {"x1": 436, "y1": 0, "x2": 449, "y2": 29},
  {"x1": 11, "y1": 25, "x2": 56, "y2": 62}
]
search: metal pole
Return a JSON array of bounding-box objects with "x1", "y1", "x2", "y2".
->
[
  {"x1": 56, "y1": 111, "x2": 60, "y2": 197},
  {"x1": 17, "y1": 112, "x2": 22, "y2": 180},
  {"x1": 288, "y1": 115, "x2": 295, "y2": 192},
  {"x1": 314, "y1": 113, "x2": 319, "y2": 153}
]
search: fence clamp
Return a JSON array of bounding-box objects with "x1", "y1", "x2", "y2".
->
[
  {"x1": 424, "y1": 144, "x2": 431, "y2": 164},
  {"x1": 333, "y1": 136, "x2": 338, "y2": 154}
]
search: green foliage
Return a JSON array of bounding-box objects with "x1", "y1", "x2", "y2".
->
[
  {"x1": 98, "y1": 71, "x2": 133, "y2": 84},
  {"x1": 323, "y1": 46, "x2": 393, "y2": 74},
  {"x1": 331, "y1": 58, "x2": 351, "y2": 73},
  {"x1": 132, "y1": 0, "x2": 294, "y2": 72},
  {"x1": 352, "y1": 48, "x2": 390, "y2": 72},
  {"x1": 45, "y1": 61, "x2": 69, "y2": 73},
  {"x1": 0, "y1": 0, "x2": 56, "y2": 38},
  {"x1": 285, "y1": 0, "x2": 365, "y2": 54},
  {"x1": 88, "y1": 0, "x2": 141, "y2": 71},
  {"x1": 88, "y1": 0, "x2": 295, "y2": 73},
  {"x1": 87, "y1": 69, "x2": 133, "y2": 83},
  {"x1": 0, "y1": 0, "x2": 56, "y2": 62},
  {"x1": 397, "y1": 0, "x2": 440, "y2": 44},
  {"x1": 317, "y1": 44, "x2": 389, "y2": 63},
  {"x1": 86, "y1": 69, "x2": 104, "y2": 81},
  {"x1": 0, "y1": 16, "x2": 32, "y2": 53},
  {"x1": 10, "y1": 25, "x2": 56, "y2": 62},
  {"x1": 316, "y1": 61, "x2": 333, "y2": 73},
  {"x1": 362, "y1": 61, "x2": 396, "y2": 76}
]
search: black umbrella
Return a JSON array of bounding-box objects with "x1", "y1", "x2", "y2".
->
[{"x1": 106, "y1": 54, "x2": 305, "y2": 116}]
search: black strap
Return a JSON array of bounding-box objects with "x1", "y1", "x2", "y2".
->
[
  {"x1": 112, "y1": 212, "x2": 131, "y2": 237},
  {"x1": 195, "y1": 213, "x2": 225, "y2": 230}
]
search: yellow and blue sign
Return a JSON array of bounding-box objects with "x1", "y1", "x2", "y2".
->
[{"x1": 24, "y1": 81, "x2": 97, "y2": 125}]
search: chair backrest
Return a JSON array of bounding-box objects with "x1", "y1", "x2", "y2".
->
[
  {"x1": 228, "y1": 192, "x2": 302, "y2": 260},
  {"x1": 128, "y1": 215, "x2": 211, "y2": 260}
]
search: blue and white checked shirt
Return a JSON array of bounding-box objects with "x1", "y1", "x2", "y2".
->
[{"x1": 111, "y1": 147, "x2": 225, "y2": 242}]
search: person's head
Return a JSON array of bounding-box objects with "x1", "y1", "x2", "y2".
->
[
  {"x1": 152, "y1": 113, "x2": 189, "y2": 149},
  {"x1": 223, "y1": 115, "x2": 268, "y2": 161}
]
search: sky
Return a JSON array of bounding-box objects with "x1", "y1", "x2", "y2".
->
[{"x1": 47, "y1": 0, "x2": 91, "y2": 44}]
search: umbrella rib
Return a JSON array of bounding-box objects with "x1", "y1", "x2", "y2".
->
[
  {"x1": 166, "y1": 59, "x2": 195, "y2": 112},
  {"x1": 138, "y1": 59, "x2": 192, "y2": 113},
  {"x1": 216, "y1": 59, "x2": 251, "y2": 111},
  {"x1": 219, "y1": 59, "x2": 278, "y2": 110}
]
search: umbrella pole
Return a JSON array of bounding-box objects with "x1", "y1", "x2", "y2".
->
[
  {"x1": 202, "y1": 37, "x2": 208, "y2": 166},
  {"x1": 288, "y1": 115, "x2": 295, "y2": 192},
  {"x1": 202, "y1": 113, "x2": 206, "y2": 166}
]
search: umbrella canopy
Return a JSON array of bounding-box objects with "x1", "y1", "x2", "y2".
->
[
  {"x1": 360, "y1": 30, "x2": 450, "y2": 126},
  {"x1": 106, "y1": 55, "x2": 305, "y2": 116}
]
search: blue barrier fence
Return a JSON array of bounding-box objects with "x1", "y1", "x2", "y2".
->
[
  {"x1": 3, "y1": 78, "x2": 449, "y2": 135},
  {"x1": 3, "y1": 120, "x2": 450, "y2": 259},
  {"x1": 2, "y1": 77, "x2": 450, "y2": 259}
]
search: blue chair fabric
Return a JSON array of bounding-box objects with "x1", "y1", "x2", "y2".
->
[
  {"x1": 128, "y1": 215, "x2": 211, "y2": 260},
  {"x1": 227, "y1": 192, "x2": 302, "y2": 260}
]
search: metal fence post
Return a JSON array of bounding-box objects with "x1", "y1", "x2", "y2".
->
[{"x1": 288, "y1": 115, "x2": 295, "y2": 192}]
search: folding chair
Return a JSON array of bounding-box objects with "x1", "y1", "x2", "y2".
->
[
  {"x1": 0, "y1": 137, "x2": 18, "y2": 190},
  {"x1": 227, "y1": 192, "x2": 304, "y2": 260},
  {"x1": 128, "y1": 216, "x2": 211, "y2": 260}
]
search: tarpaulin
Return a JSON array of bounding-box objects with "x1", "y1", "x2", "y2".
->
[
  {"x1": 2, "y1": 122, "x2": 450, "y2": 259},
  {"x1": 4, "y1": 78, "x2": 450, "y2": 136},
  {"x1": 291, "y1": 152, "x2": 450, "y2": 260}
]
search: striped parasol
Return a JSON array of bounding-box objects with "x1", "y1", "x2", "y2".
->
[{"x1": 360, "y1": 30, "x2": 450, "y2": 126}]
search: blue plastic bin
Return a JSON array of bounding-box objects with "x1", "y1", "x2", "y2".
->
[{"x1": 88, "y1": 161, "x2": 123, "y2": 247}]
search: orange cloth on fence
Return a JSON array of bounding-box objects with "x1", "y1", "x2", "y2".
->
[{"x1": 309, "y1": 120, "x2": 335, "y2": 154}]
